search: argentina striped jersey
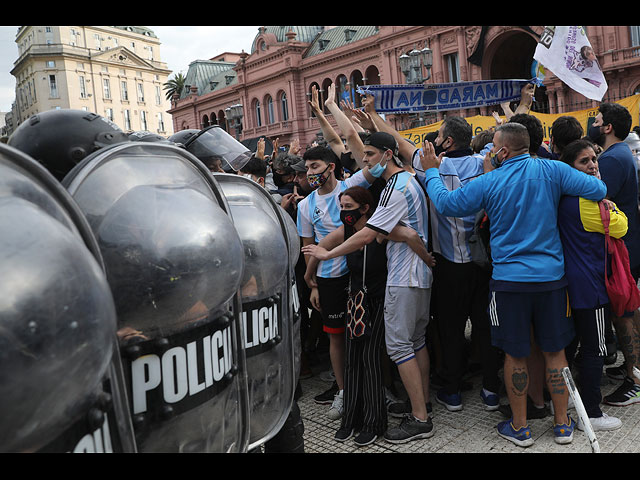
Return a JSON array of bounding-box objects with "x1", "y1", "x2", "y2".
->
[
  {"x1": 297, "y1": 170, "x2": 371, "y2": 278},
  {"x1": 366, "y1": 171, "x2": 432, "y2": 288},
  {"x1": 427, "y1": 153, "x2": 484, "y2": 263}
]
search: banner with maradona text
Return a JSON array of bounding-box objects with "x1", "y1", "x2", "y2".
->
[{"x1": 357, "y1": 79, "x2": 538, "y2": 114}]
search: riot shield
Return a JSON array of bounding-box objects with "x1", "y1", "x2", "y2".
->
[
  {"x1": 0, "y1": 143, "x2": 136, "y2": 453},
  {"x1": 61, "y1": 142, "x2": 250, "y2": 452},
  {"x1": 215, "y1": 174, "x2": 297, "y2": 450}
]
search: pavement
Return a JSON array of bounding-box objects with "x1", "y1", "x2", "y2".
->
[{"x1": 296, "y1": 344, "x2": 640, "y2": 454}]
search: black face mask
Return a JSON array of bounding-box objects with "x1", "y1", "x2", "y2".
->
[
  {"x1": 588, "y1": 124, "x2": 605, "y2": 147},
  {"x1": 340, "y1": 208, "x2": 363, "y2": 227},
  {"x1": 272, "y1": 171, "x2": 289, "y2": 188}
]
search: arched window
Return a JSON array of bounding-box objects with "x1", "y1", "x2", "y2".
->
[
  {"x1": 255, "y1": 100, "x2": 262, "y2": 127},
  {"x1": 266, "y1": 95, "x2": 275, "y2": 124},
  {"x1": 280, "y1": 92, "x2": 289, "y2": 121}
]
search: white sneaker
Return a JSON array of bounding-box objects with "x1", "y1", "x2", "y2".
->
[
  {"x1": 327, "y1": 390, "x2": 344, "y2": 420},
  {"x1": 578, "y1": 413, "x2": 622, "y2": 432}
]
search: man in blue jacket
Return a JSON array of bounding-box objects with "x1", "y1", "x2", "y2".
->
[{"x1": 420, "y1": 122, "x2": 608, "y2": 448}]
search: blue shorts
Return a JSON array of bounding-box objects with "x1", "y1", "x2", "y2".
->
[{"x1": 488, "y1": 287, "x2": 575, "y2": 358}]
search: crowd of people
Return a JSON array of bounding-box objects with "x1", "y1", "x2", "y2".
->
[{"x1": 225, "y1": 83, "x2": 640, "y2": 448}]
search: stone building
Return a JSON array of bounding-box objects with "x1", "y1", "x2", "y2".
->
[
  {"x1": 9, "y1": 26, "x2": 173, "y2": 136},
  {"x1": 169, "y1": 26, "x2": 640, "y2": 150}
]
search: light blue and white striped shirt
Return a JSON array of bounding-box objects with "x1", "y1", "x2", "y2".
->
[
  {"x1": 366, "y1": 171, "x2": 432, "y2": 288},
  {"x1": 414, "y1": 149, "x2": 484, "y2": 263},
  {"x1": 297, "y1": 170, "x2": 370, "y2": 278}
]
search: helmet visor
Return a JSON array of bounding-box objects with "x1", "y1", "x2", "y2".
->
[{"x1": 187, "y1": 127, "x2": 252, "y2": 172}]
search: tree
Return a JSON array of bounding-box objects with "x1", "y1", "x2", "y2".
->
[{"x1": 163, "y1": 72, "x2": 186, "y2": 101}]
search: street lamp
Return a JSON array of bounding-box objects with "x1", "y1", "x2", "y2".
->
[
  {"x1": 226, "y1": 103, "x2": 244, "y2": 140},
  {"x1": 399, "y1": 46, "x2": 433, "y2": 84}
]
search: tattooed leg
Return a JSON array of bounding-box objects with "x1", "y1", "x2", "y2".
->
[
  {"x1": 543, "y1": 350, "x2": 569, "y2": 425},
  {"x1": 504, "y1": 354, "x2": 528, "y2": 429},
  {"x1": 613, "y1": 316, "x2": 638, "y2": 378}
]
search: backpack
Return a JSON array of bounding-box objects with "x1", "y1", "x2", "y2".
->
[
  {"x1": 599, "y1": 201, "x2": 640, "y2": 317},
  {"x1": 468, "y1": 210, "x2": 492, "y2": 271}
]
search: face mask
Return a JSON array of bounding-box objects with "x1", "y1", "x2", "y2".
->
[
  {"x1": 340, "y1": 208, "x2": 363, "y2": 227},
  {"x1": 588, "y1": 124, "x2": 605, "y2": 146},
  {"x1": 272, "y1": 171, "x2": 288, "y2": 188},
  {"x1": 490, "y1": 147, "x2": 505, "y2": 168},
  {"x1": 307, "y1": 165, "x2": 331, "y2": 189},
  {"x1": 368, "y1": 154, "x2": 388, "y2": 178}
]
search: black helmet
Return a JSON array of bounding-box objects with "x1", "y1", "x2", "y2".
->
[
  {"x1": 8, "y1": 109, "x2": 130, "y2": 180},
  {"x1": 128, "y1": 130, "x2": 173, "y2": 144},
  {"x1": 169, "y1": 126, "x2": 252, "y2": 172}
]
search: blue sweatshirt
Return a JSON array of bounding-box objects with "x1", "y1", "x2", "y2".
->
[{"x1": 424, "y1": 153, "x2": 607, "y2": 284}]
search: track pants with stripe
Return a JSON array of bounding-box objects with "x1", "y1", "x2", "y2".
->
[
  {"x1": 565, "y1": 305, "x2": 613, "y2": 418},
  {"x1": 341, "y1": 295, "x2": 388, "y2": 436}
]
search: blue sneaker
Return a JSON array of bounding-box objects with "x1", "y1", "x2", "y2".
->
[
  {"x1": 480, "y1": 389, "x2": 500, "y2": 411},
  {"x1": 436, "y1": 390, "x2": 462, "y2": 411},
  {"x1": 553, "y1": 416, "x2": 575, "y2": 444},
  {"x1": 497, "y1": 419, "x2": 534, "y2": 447}
]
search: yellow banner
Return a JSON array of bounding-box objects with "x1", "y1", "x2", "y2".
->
[{"x1": 400, "y1": 94, "x2": 640, "y2": 148}]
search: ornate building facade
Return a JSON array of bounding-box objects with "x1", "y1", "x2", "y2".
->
[
  {"x1": 169, "y1": 26, "x2": 640, "y2": 150},
  {"x1": 9, "y1": 26, "x2": 174, "y2": 136}
]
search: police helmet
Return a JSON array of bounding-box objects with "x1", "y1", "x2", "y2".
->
[{"x1": 8, "y1": 109, "x2": 130, "y2": 180}]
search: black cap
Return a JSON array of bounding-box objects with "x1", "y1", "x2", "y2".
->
[{"x1": 364, "y1": 131, "x2": 402, "y2": 164}]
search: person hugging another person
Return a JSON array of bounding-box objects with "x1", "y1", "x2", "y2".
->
[{"x1": 557, "y1": 138, "x2": 627, "y2": 432}]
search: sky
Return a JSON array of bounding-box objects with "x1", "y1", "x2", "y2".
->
[{"x1": 0, "y1": 25, "x2": 262, "y2": 113}]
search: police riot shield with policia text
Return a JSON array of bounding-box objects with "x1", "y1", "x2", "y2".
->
[
  {"x1": 61, "y1": 141, "x2": 250, "y2": 452},
  {"x1": 0, "y1": 143, "x2": 137, "y2": 453},
  {"x1": 215, "y1": 173, "x2": 297, "y2": 450}
]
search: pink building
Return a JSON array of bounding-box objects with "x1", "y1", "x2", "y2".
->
[{"x1": 168, "y1": 26, "x2": 640, "y2": 152}]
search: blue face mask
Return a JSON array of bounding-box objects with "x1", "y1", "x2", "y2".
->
[
  {"x1": 368, "y1": 152, "x2": 389, "y2": 178},
  {"x1": 490, "y1": 147, "x2": 505, "y2": 168}
]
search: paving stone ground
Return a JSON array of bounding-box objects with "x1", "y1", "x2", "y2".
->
[{"x1": 296, "y1": 349, "x2": 640, "y2": 454}]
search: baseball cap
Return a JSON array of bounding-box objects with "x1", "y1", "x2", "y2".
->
[{"x1": 364, "y1": 131, "x2": 403, "y2": 165}]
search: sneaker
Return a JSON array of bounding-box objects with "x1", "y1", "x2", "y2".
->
[
  {"x1": 436, "y1": 390, "x2": 463, "y2": 411},
  {"x1": 603, "y1": 376, "x2": 640, "y2": 406},
  {"x1": 334, "y1": 426, "x2": 354, "y2": 442},
  {"x1": 314, "y1": 381, "x2": 338, "y2": 405},
  {"x1": 319, "y1": 370, "x2": 336, "y2": 382},
  {"x1": 553, "y1": 416, "x2": 575, "y2": 445},
  {"x1": 578, "y1": 413, "x2": 622, "y2": 432},
  {"x1": 480, "y1": 389, "x2": 500, "y2": 411},
  {"x1": 353, "y1": 431, "x2": 377, "y2": 447},
  {"x1": 327, "y1": 390, "x2": 344, "y2": 420},
  {"x1": 496, "y1": 419, "x2": 534, "y2": 447},
  {"x1": 383, "y1": 415, "x2": 434, "y2": 444},
  {"x1": 388, "y1": 399, "x2": 433, "y2": 418},
  {"x1": 497, "y1": 397, "x2": 549, "y2": 419},
  {"x1": 606, "y1": 363, "x2": 627, "y2": 381}
]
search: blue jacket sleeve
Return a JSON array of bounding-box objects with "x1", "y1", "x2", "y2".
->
[
  {"x1": 555, "y1": 161, "x2": 607, "y2": 201},
  {"x1": 424, "y1": 168, "x2": 485, "y2": 217}
]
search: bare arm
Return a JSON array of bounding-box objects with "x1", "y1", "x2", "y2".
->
[
  {"x1": 302, "y1": 227, "x2": 346, "y2": 288},
  {"x1": 308, "y1": 85, "x2": 346, "y2": 157},
  {"x1": 386, "y1": 225, "x2": 436, "y2": 267},
  {"x1": 360, "y1": 94, "x2": 417, "y2": 166},
  {"x1": 324, "y1": 83, "x2": 366, "y2": 164}
]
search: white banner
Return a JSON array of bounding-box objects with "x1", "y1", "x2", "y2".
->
[{"x1": 534, "y1": 26, "x2": 608, "y2": 101}]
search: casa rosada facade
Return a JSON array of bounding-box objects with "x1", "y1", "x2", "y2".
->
[{"x1": 168, "y1": 26, "x2": 640, "y2": 151}]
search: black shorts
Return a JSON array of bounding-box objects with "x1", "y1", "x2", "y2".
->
[{"x1": 316, "y1": 274, "x2": 350, "y2": 334}]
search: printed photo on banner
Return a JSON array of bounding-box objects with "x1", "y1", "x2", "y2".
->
[{"x1": 534, "y1": 26, "x2": 608, "y2": 101}]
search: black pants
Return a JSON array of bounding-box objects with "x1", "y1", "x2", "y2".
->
[
  {"x1": 432, "y1": 253, "x2": 500, "y2": 394},
  {"x1": 341, "y1": 295, "x2": 387, "y2": 435},
  {"x1": 565, "y1": 305, "x2": 613, "y2": 418}
]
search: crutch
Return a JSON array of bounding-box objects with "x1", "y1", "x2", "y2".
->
[{"x1": 561, "y1": 367, "x2": 600, "y2": 453}]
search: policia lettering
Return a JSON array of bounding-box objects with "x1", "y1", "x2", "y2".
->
[
  {"x1": 124, "y1": 316, "x2": 236, "y2": 419},
  {"x1": 241, "y1": 295, "x2": 283, "y2": 356}
]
